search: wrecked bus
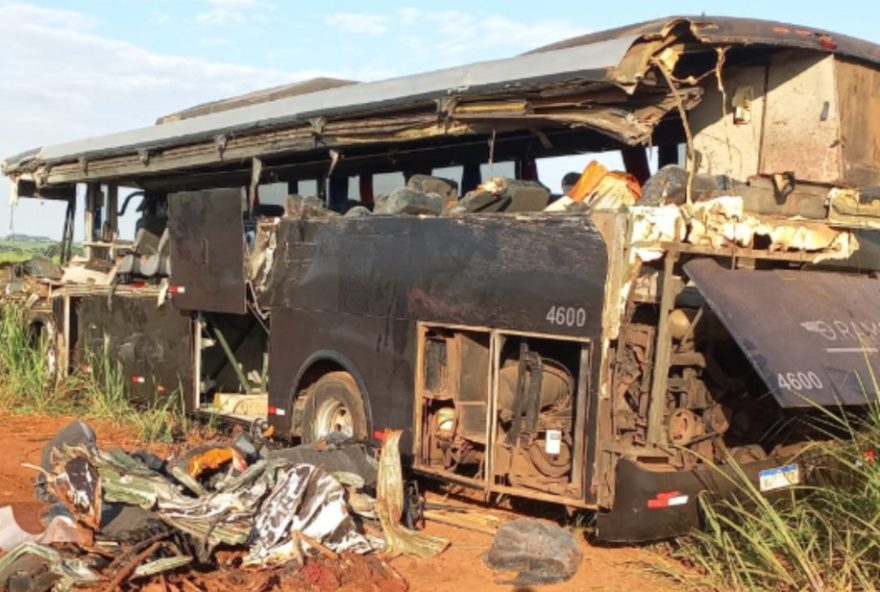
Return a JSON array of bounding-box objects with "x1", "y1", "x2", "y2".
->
[{"x1": 3, "y1": 16, "x2": 880, "y2": 541}]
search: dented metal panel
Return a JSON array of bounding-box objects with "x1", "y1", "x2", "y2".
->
[
  {"x1": 759, "y1": 52, "x2": 843, "y2": 183},
  {"x1": 692, "y1": 65, "x2": 767, "y2": 180},
  {"x1": 267, "y1": 215, "x2": 608, "y2": 336},
  {"x1": 75, "y1": 294, "x2": 193, "y2": 408},
  {"x1": 835, "y1": 59, "x2": 880, "y2": 187},
  {"x1": 685, "y1": 259, "x2": 880, "y2": 408},
  {"x1": 168, "y1": 188, "x2": 246, "y2": 314}
]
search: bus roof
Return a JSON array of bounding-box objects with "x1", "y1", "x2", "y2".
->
[{"x1": 5, "y1": 15, "x2": 879, "y2": 190}]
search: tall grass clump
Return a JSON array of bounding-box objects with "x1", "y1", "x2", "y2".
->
[
  {"x1": 0, "y1": 305, "x2": 76, "y2": 414},
  {"x1": 663, "y1": 395, "x2": 880, "y2": 591},
  {"x1": 0, "y1": 302, "x2": 189, "y2": 442},
  {"x1": 74, "y1": 342, "x2": 190, "y2": 443}
]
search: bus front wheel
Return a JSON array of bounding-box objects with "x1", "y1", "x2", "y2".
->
[{"x1": 301, "y1": 371, "x2": 368, "y2": 442}]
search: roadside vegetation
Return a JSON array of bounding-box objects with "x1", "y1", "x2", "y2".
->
[
  {"x1": 656, "y1": 388, "x2": 880, "y2": 591},
  {"x1": 0, "y1": 234, "x2": 82, "y2": 264},
  {"x1": 0, "y1": 303, "x2": 189, "y2": 442}
]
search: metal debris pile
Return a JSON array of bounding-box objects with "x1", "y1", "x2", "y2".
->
[{"x1": 0, "y1": 421, "x2": 446, "y2": 591}]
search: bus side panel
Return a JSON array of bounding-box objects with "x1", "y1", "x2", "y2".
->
[
  {"x1": 267, "y1": 215, "x2": 609, "y2": 336},
  {"x1": 75, "y1": 294, "x2": 193, "y2": 408},
  {"x1": 266, "y1": 215, "x2": 609, "y2": 455},
  {"x1": 268, "y1": 308, "x2": 414, "y2": 446}
]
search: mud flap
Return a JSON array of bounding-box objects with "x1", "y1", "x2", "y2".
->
[{"x1": 168, "y1": 188, "x2": 247, "y2": 314}]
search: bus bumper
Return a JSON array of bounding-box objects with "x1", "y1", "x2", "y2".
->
[{"x1": 595, "y1": 456, "x2": 801, "y2": 542}]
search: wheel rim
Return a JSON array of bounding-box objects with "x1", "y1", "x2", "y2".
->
[{"x1": 313, "y1": 398, "x2": 354, "y2": 439}]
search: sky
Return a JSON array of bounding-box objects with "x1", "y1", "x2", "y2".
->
[{"x1": 0, "y1": 0, "x2": 878, "y2": 239}]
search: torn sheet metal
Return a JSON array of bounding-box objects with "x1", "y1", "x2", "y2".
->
[
  {"x1": 685, "y1": 258, "x2": 880, "y2": 408},
  {"x1": 0, "y1": 541, "x2": 100, "y2": 592},
  {"x1": 686, "y1": 196, "x2": 857, "y2": 260},
  {"x1": 376, "y1": 431, "x2": 449, "y2": 558},
  {"x1": 131, "y1": 555, "x2": 193, "y2": 579},
  {"x1": 827, "y1": 187, "x2": 880, "y2": 229},
  {"x1": 628, "y1": 204, "x2": 687, "y2": 262},
  {"x1": 48, "y1": 456, "x2": 102, "y2": 530},
  {"x1": 0, "y1": 506, "x2": 87, "y2": 552},
  {"x1": 628, "y1": 195, "x2": 858, "y2": 263},
  {"x1": 50, "y1": 443, "x2": 378, "y2": 562},
  {"x1": 245, "y1": 463, "x2": 372, "y2": 566}
]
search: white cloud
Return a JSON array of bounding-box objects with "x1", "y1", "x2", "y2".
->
[
  {"x1": 196, "y1": 0, "x2": 275, "y2": 26},
  {"x1": 152, "y1": 11, "x2": 171, "y2": 25},
  {"x1": 199, "y1": 36, "x2": 230, "y2": 47},
  {"x1": 325, "y1": 12, "x2": 389, "y2": 35},
  {"x1": 399, "y1": 7, "x2": 419, "y2": 24},
  {"x1": 327, "y1": 8, "x2": 587, "y2": 65},
  {"x1": 421, "y1": 10, "x2": 587, "y2": 58},
  {"x1": 0, "y1": 1, "x2": 331, "y2": 238}
]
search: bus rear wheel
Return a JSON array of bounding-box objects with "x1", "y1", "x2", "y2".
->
[{"x1": 301, "y1": 371, "x2": 368, "y2": 442}]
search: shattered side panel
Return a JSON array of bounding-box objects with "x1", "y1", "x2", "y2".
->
[
  {"x1": 75, "y1": 294, "x2": 193, "y2": 408},
  {"x1": 268, "y1": 215, "x2": 608, "y2": 335}
]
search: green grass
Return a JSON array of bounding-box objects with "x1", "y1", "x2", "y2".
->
[
  {"x1": 655, "y1": 392, "x2": 880, "y2": 591},
  {"x1": 0, "y1": 250, "x2": 37, "y2": 264},
  {"x1": 0, "y1": 304, "x2": 189, "y2": 442},
  {"x1": 0, "y1": 234, "x2": 82, "y2": 264}
]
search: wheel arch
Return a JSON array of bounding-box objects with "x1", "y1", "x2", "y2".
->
[{"x1": 288, "y1": 350, "x2": 373, "y2": 435}]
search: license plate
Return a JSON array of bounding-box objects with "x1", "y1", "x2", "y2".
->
[{"x1": 759, "y1": 464, "x2": 800, "y2": 492}]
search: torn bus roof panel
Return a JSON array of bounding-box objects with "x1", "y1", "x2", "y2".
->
[
  {"x1": 5, "y1": 16, "x2": 880, "y2": 190},
  {"x1": 156, "y1": 77, "x2": 359, "y2": 124},
  {"x1": 530, "y1": 15, "x2": 880, "y2": 68},
  {"x1": 3, "y1": 36, "x2": 634, "y2": 171}
]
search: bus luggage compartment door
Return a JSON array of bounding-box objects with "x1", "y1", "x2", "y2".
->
[
  {"x1": 168, "y1": 188, "x2": 246, "y2": 314},
  {"x1": 685, "y1": 258, "x2": 880, "y2": 408}
]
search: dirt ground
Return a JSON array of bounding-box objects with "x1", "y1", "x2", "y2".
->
[{"x1": 0, "y1": 413, "x2": 676, "y2": 591}]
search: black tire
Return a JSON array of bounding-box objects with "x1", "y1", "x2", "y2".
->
[{"x1": 301, "y1": 371, "x2": 368, "y2": 443}]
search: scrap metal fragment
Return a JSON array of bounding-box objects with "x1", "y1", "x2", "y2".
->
[
  {"x1": 0, "y1": 542, "x2": 99, "y2": 592},
  {"x1": 0, "y1": 506, "x2": 89, "y2": 552},
  {"x1": 132, "y1": 555, "x2": 193, "y2": 579},
  {"x1": 49, "y1": 455, "x2": 102, "y2": 530},
  {"x1": 245, "y1": 463, "x2": 372, "y2": 566},
  {"x1": 375, "y1": 430, "x2": 449, "y2": 558}
]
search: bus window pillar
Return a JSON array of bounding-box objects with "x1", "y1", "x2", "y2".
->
[
  {"x1": 84, "y1": 182, "x2": 99, "y2": 260},
  {"x1": 106, "y1": 184, "x2": 118, "y2": 258}
]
